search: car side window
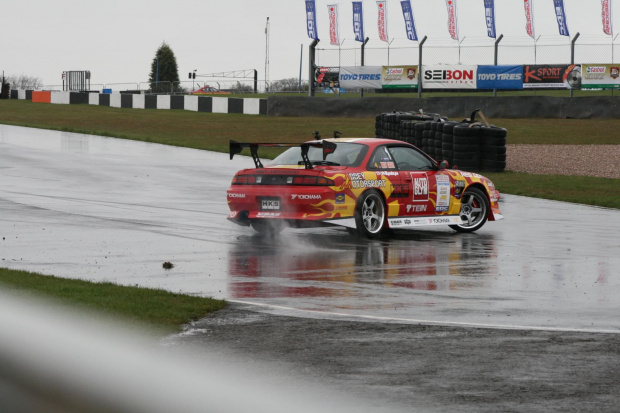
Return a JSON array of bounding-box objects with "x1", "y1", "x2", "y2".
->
[
  {"x1": 388, "y1": 146, "x2": 435, "y2": 171},
  {"x1": 367, "y1": 146, "x2": 397, "y2": 170}
]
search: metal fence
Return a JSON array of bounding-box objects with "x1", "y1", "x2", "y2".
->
[{"x1": 315, "y1": 36, "x2": 620, "y2": 67}]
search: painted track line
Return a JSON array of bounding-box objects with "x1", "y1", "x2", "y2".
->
[{"x1": 229, "y1": 300, "x2": 620, "y2": 335}]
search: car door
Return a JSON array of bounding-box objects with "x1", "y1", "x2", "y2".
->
[{"x1": 387, "y1": 146, "x2": 452, "y2": 217}]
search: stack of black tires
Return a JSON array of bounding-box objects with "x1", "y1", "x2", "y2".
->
[
  {"x1": 374, "y1": 110, "x2": 507, "y2": 173},
  {"x1": 374, "y1": 112, "x2": 438, "y2": 142}
]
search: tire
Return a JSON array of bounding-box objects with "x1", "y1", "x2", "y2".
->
[
  {"x1": 481, "y1": 145, "x2": 507, "y2": 155},
  {"x1": 480, "y1": 159, "x2": 507, "y2": 170},
  {"x1": 480, "y1": 126, "x2": 508, "y2": 138},
  {"x1": 452, "y1": 135, "x2": 481, "y2": 145},
  {"x1": 251, "y1": 219, "x2": 285, "y2": 235},
  {"x1": 453, "y1": 125, "x2": 481, "y2": 137},
  {"x1": 453, "y1": 143, "x2": 479, "y2": 153},
  {"x1": 354, "y1": 190, "x2": 387, "y2": 238},
  {"x1": 481, "y1": 152, "x2": 507, "y2": 161},
  {"x1": 481, "y1": 136, "x2": 507, "y2": 147},
  {"x1": 442, "y1": 121, "x2": 459, "y2": 134},
  {"x1": 449, "y1": 187, "x2": 490, "y2": 233}
]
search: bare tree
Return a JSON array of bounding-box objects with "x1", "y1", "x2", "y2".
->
[
  {"x1": 269, "y1": 78, "x2": 308, "y2": 92},
  {"x1": 5, "y1": 74, "x2": 43, "y2": 90}
]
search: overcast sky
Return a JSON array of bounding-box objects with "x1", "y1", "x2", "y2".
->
[{"x1": 2, "y1": 0, "x2": 616, "y2": 88}]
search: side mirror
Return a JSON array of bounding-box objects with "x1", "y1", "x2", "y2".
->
[{"x1": 439, "y1": 160, "x2": 449, "y2": 169}]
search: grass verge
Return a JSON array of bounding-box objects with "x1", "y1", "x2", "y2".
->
[
  {"x1": 0, "y1": 268, "x2": 226, "y2": 334},
  {"x1": 485, "y1": 172, "x2": 620, "y2": 209}
]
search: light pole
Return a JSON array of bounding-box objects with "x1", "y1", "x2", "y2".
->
[
  {"x1": 193, "y1": 69, "x2": 197, "y2": 91},
  {"x1": 265, "y1": 17, "x2": 270, "y2": 93}
]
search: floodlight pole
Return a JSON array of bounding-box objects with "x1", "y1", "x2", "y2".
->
[
  {"x1": 493, "y1": 34, "x2": 504, "y2": 97},
  {"x1": 570, "y1": 32, "x2": 580, "y2": 98},
  {"x1": 417, "y1": 36, "x2": 427, "y2": 99},
  {"x1": 308, "y1": 39, "x2": 320, "y2": 97},
  {"x1": 360, "y1": 37, "x2": 369, "y2": 97}
]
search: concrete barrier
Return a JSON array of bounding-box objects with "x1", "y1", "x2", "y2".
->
[
  {"x1": 110, "y1": 93, "x2": 122, "y2": 108},
  {"x1": 156, "y1": 95, "x2": 171, "y2": 110},
  {"x1": 267, "y1": 95, "x2": 620, "y2": 119},
  {"x1": 212, "y1": 97, "x2": 228, "y2": 113},
  {"x1": 132, "y1": 94, "x2": 145, "y2": 109},
  {"x1": 32, "y1": 91, "x2": 52, "y2": 103},
  {"x1": 89, "y1": 93, "x2": 99, "y2": 105},
  {"x1": 184, "y1": 95, "x2": 198, "y2": 112},
  {"x1": 11, "y1": 89, "x2": 265, "y2": 116},
  {"x1": 51, "y1": 92, "x2": 71, "y2": 105}
]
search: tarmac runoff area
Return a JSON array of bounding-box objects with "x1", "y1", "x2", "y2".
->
[{"x1": 1, "y1": 124, "x2": 620, "y2": 412}]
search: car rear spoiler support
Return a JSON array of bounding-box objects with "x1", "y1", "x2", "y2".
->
[{"x1": 229, "y1": 140, "x2": 337, "y2": 169}]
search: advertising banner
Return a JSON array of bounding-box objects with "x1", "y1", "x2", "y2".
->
[
  {"x1": 602, "y1": 0, "x2": 613, "y2": 35},
  {"x1": 339, "y1": 66, "x2": 382, "y2": 89},
  {"x1": 581, "y1": 64, "x2": 620, "y2": 89},
  {"x1": 422, "y1": 65, "x2": 477, "y2": 89},
  {"x1": 315, "y1": 67, "x2": 340, "y2": 88},
  {"x1": 400, "y1": 0, "x2": 418, "y2": 41},
  {"x1": 377, "y1": 1, "x2": 388, "y2": 42},
  {"x1": 483, "y1": 0, "x2": 496, "y2": 38},
  {"x1": 328, "y1": 4, "x2": 340, "y2": 45},
  {"x1": 305, "y1": 0, "x2": 319, "y2": 40},
  {"x1": 352, "y1": 2, "x2": 365, "y2": 42},
  {"x1": 523, "y1": 64, "x2": 581, "y2": 89},
  {"x1": 553, "y1": 0, "x2": 570, "y2": 36},
  {"x1": 524, "y1": 0, "x2": 535, "y2": 39},
  {"x1": 477, "y1": 66, "x2": 523, "y2": 89},
  {"x1": 445, "y1": 0, "x2": 458, "y2": 40},
  {"x1": 382, "y1": 66, "x2": 419, "y2": 89}
]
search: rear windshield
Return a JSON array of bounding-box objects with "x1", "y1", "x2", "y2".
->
[{"x1": 270, "y1": 142, "x2": 367, "y2": 167}]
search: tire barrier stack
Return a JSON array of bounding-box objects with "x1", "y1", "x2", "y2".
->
[{"x1": 375, "y1": 110, "x2": 507, "y2": 172}]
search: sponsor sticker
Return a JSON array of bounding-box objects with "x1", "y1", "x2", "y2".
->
[
  {"x1": 228, "y1": 193, "x2": 246, "y2": 198},
  {"x1": 406, "y1": 204, "x2": 427, "y2": 213},
  {"x1": 292, "y1": 194, "x2": 322, "y2": 200},
  {"x1": 412, "y1": 173, "x2": 429, "y2": 202},
  {"x1": 335, "y1": 193, "x2": 346, "y2": 204},
  {"x1": 257, "y1": 212, "x2": 281, "y2": 217},
  {"x1": 261, "y1": 199, "x2": 280, "y2": 210}
]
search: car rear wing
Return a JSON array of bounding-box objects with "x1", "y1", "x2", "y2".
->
[{"x1": 229, "y1": 140, "x2": 337, "y2": 169}]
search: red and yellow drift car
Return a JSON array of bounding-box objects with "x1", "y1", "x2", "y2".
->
[{"x1": 227, "y1": 137, "x2": 502, "y2": 237}]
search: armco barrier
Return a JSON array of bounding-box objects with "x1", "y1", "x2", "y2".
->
[{"x1": 267, "y1": 96, "x2": 620, "y2": 119}]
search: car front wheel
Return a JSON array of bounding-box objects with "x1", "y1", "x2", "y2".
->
[
  {"x1": 354, "y1": 190, "x2": 386, "y2": 238},
  {"x1": 449, "y1": 187, "x2": 490, "y2": 233}
]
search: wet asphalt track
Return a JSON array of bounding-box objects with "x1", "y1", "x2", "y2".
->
[{"x1": 2, "y1": 125, "x2": 620, "y2": 411}]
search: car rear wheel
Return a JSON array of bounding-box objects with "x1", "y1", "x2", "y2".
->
[
  {"x1": 449, "y1": 187, "x2": 490, "y2": 233},
  {"x1": 354, "y1": 190, "x2": 386, "y2": 238},
  {"x1": 250, "y1": 219, "x2": 284, "y2": 235}
]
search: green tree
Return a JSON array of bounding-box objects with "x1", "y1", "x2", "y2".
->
[{"x1": 149, "y1": 42, "x2": 180, "y2": 93}]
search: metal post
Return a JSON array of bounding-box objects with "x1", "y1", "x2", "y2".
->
[
  {"x1": 299, "y1": 44, "x2": 303, "y2": 92},
  {"x1": 308, "y1": 39, "x2": 319, "y2": 97},
  {"x1": 254, "y1": 69, "x2": 258, "y2": 93},
  {"x1": 570, "y1": 32, "x2": 580, "y2": 98},
  {"x1": 360, "y1": 37, "x2": 369, "y2": 98},
  {"x1": 417, "y1": 36, "x2": 427, "y2": 99},
  {"x1": 493, "y1": 34, "x2": 504, "y2": 97}
]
